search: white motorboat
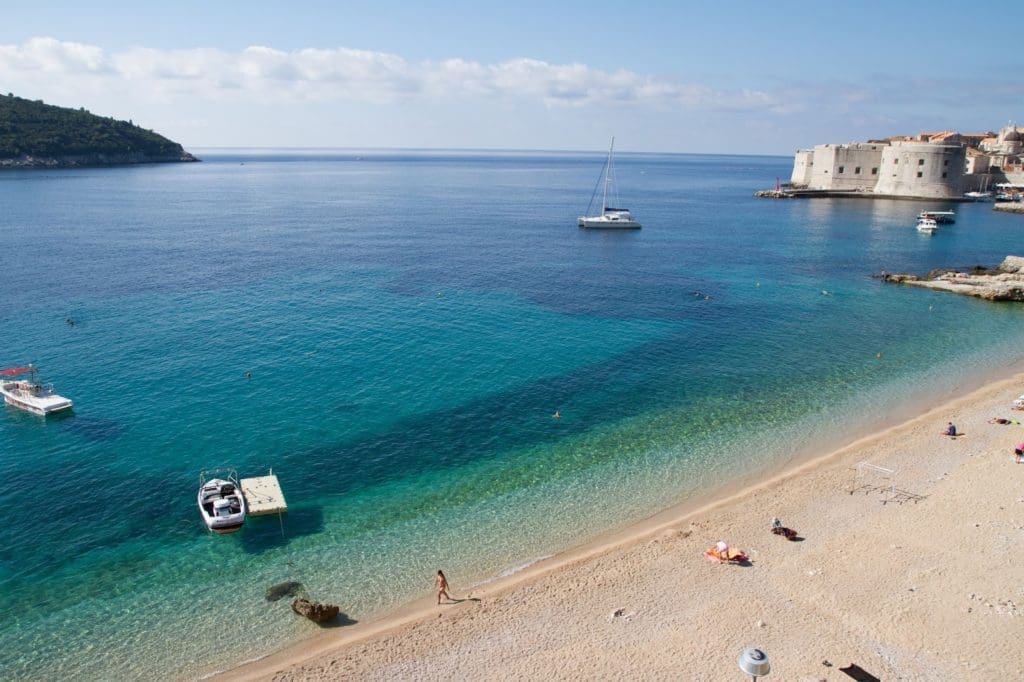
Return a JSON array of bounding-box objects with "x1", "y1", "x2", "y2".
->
[
  {"x1": 964, "y1": 191, "x2": 994, "y2": 202},
  {"x1": 917, "y1": 210, "x2": 955, "y2": 224},
  {"x1": 578, "y1": 137, "x2": 641, "y2": 229},
  {"x1": 198, "y1": 469, "x2": 246, "y2": 533},
  {"x1": 0, "y1": 365, "x2": 73, "y2": 415},
  {"x1": 916, "y1": 217, "x2": 938, "y2": 234}
]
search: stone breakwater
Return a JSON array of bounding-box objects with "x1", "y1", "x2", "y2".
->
[
  {"x1": 0, "y1": 151, "x2": 198, "y2": 168},
  {"x1": 994, "y1": 202, "x2": 1024, "y2": 214},
  {"x1": 880, "y1": 256, "x2": 1024, "y2": 301}
]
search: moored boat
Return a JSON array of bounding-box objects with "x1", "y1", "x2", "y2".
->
[
  {"x1": 916, "y1": 217, "x2": 938, "y2": 234},
  {"x1": 917, "y1": 210, "x2": 955, "y2": 224},
  {"x1": 578, "y1": 137, "x2": 641, "y2": 229},
  {"x1": 198, "y1": 469, "x2": 246, "y2": 533},
  {"x1": 0, "y1": 365, "x2": 73, "y2": 415}
]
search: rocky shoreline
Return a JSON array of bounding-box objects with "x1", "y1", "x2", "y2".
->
[
  {"x1": 880, "y1": 255, "x2": 1024, "y2": 301},
  {"x1": 0, "y1": 150, "x2": 199, "y2": 169}
]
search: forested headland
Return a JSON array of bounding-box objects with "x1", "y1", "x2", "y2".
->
[{"x1": 0, "y1": 94, "x2": 198, "y2": 168}]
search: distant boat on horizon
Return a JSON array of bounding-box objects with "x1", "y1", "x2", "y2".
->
[{"x1": 577, "y1": 137, "x2": 641, "y2": 229}]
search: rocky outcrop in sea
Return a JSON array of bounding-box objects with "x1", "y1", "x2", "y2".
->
[{"x1": 880, "y1": 256, "x2": 1024, "y2": 301}]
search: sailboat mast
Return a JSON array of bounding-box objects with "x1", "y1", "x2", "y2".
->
[{"x1": 603, "y1": 136, "x2": 614, "y2": 212}]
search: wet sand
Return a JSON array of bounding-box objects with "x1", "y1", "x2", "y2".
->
[{"x1": 220, "y1": 376, "x2": 1024, "y2": 681}]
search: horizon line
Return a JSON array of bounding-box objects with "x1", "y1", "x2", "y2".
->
[{"x1": 186, "y1": 145, "x2": 791, "y2": 158}]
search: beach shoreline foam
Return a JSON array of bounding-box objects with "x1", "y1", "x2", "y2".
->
[{"x1": 218, "y1": 372, "x2": 1024, "y2": 681}]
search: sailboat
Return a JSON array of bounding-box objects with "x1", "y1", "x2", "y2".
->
[{"x1": 578, "y1": 137, "x2": 641, "y2": 229}]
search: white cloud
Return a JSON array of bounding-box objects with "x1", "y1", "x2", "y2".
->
[
  {"x1": 0, "y1": 36, "x2": 111, "y2": 74},
  {"x1": 0, "y1": 37, "x2": 779, "y2": 111}
]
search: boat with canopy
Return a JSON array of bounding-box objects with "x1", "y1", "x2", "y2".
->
[{"x1": 0, "y1": 365, "x2": 73, "y2": 415}]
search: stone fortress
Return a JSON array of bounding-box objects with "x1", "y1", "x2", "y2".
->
[{"x1": 788, "y1": 124, "x2": 1024, "y2": 199}]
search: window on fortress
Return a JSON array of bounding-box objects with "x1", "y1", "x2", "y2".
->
[
  {"x1": 894, "y1": 159, "x2": 898, "y2": 164},
  {"x1": 943, "y1": 159, "x2": 949, "y2": 166},
  {"x1": 918, "y1": 159, "x2": 925, "y2": 166},
  {"x1": 942, "y1": 172, "x2": 948, "y2": 178},
  {"x1": 838, "y1": 166, "x2": 844, "y2": 173},
  {"x1": 917, "y1": 172, "x2": 923, "y2": 178},
  {"x1": 871, "y1": 168, "x2": 878, "y2": 175},
  {"x1": 854, "y1": 167, "x2": 861, "y2": 174}
]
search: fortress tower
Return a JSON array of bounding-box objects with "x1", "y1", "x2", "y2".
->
[{"x1": 873, "y1": 141, "x2": 965, "y2": 199}]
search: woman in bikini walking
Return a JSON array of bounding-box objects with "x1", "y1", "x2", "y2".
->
[{"x1": 436, "y1": 570, "x2": 452, "y2": 604}]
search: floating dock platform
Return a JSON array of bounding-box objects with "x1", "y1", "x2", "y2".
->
[{"x1": 240, "y1": 473, "x2": 287, "y2": 516}]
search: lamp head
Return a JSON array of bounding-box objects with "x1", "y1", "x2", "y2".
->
[{"x1": 738, "y1": 647, "x2": 770, "y2": 678}]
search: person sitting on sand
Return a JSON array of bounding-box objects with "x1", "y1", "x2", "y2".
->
[
  {"x1": 770, "y1": 517, "x2": 798, "y2": 540},
  {"x1": 943, "y1": 422, "x2": 957, "y2": 437},
  {"x1": 436, "y1": 570, "x2": 452, "y2": 604},
  {"x1": 1015, "y1": 444, "x2": 1024, "y2": 464},
  {"x1": 715, "y1": 540, "x2": 729, "y2": 561}
]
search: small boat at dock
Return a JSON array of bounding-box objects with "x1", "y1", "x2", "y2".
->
[
  {"x1": 917, "y1": 210, "x2": 955, "y2": 224},
  {"x1": 198, "y1": 469, "x2": 246, "y2": 533},
  {"x1": 0, "y1": 365, "x2": 73, "y2": 415}
]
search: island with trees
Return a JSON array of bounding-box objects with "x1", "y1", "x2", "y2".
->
[{"x1": 0, "y1": 94, "x2": 198, "y2": 168}]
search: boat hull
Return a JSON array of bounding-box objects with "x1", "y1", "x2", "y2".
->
[
  {"x1": 208, "y1": 522, "x2": 244, "y2": 534},
  {"x1": 1, "y1": 387, "x2": 73, "y2": 415},
  {"x1": 578, "y1": 216, "x2": 641, "y2": 229}
]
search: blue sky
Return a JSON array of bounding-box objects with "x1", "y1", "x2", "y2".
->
[{"x1": 1, "y1": 1, "x2": 1020, "y2": 153}]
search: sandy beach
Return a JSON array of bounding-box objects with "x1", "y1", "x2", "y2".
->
[{"x1": 221, "y1": 375, "x2": 1024, "y2": 681}]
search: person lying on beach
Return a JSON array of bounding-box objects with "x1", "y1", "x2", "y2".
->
[
  {"x1": 988, "y1": 417, "x2": 1016, "y2": 425},
  {"x1": 705, "y1": 541, "x2": 748, "y2": 563}
]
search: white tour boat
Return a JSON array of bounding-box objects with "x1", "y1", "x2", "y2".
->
[
  {"x1": 964, "y1": 191, "x2": 994, "y2": 202},
  {"x1": 916, "y1": 217, "x2": 938, "y2": 234},
  {"x1": 578, "y1": 137, "x2": 641, "y2": 229},
  {"x1": 917, "y1": 210, "x2": 955, "y2": 224},
  {"x1": 198, "y1": 469, "x2": 247, "y2": 533},
  {"x1": 0, "y1": 365, "x2": 73, "y2": 415}
]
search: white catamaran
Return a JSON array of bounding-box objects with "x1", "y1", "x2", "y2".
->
[{"x1": 578, "y1": 137, "x2": 641, "y2": 229}]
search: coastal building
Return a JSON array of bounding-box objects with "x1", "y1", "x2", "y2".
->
[{"x1": 788, "y1": 123, "x2": 1023, "y2": 199}]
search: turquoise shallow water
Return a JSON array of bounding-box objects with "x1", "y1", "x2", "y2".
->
[{"x1": 1, "y1": 150, "x2": 1023, "y2": 679}]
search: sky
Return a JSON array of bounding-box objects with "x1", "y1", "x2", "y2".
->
[{"x1": 1, "y1": 1, "x2": 1021, "y2": 154}]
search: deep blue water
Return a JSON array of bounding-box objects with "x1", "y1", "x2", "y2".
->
[{"x1": 1, "y1": 150, "x2": 1022, "y2": 679}]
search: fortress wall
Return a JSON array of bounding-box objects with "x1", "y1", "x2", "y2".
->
[
  {"x1": 874, "y1": 142, "x2": 965, "y2": 198},
  {"x1": 806, "y1": 143, "x2": 884, "y2": 190},
  {"x1": 790, "y1": 149, "x2": 814, "y2": 186}
]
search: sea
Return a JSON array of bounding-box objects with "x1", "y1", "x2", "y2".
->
[{"x1": 1, "y1": 149, "x2": 1022, "y2": 679}]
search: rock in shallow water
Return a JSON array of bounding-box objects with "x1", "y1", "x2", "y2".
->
[{"x1": 292, "y1": 598, "x2": 340, "y2": 624}]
